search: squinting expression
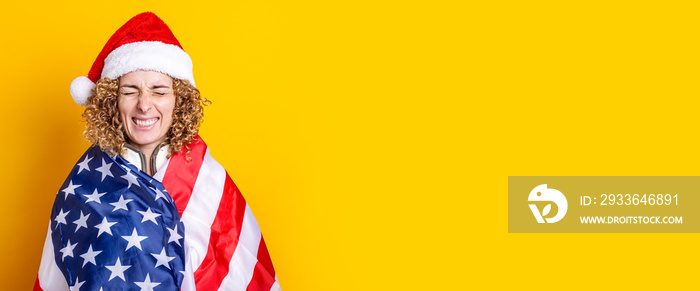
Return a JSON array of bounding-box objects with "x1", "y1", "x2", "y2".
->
[{"x1": 118, "y1": 70, "x2": 176, "y2": 154}]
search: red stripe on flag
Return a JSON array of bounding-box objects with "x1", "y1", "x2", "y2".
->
[
  {"x1": 33, "y1": 276, "x2": 43, "y2": 291},
  {"x1": 246, "y1": 238, "x2": 277, "y2": 291},
  {"x1": 161, "y1": 136, "x2": 208, "y2": 215},
  {"x1": 193, "y1": 173, "x2": 248, "y2": 289}
]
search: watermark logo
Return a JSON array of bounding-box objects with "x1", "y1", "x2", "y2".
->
[
  {"x1": 510, "y1": 177, "x2": 695, "y2": 233},
  {"x1": 528, "y1": 184, "x2": 568, "y2": 223}
]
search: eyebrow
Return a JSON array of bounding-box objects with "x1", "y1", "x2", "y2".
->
[{"x1": 119, "y1": 85, "x2": 171, "y2": 89}]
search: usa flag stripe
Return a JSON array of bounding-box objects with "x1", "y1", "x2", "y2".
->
[
  {"x1": 246, "y1": 238, "x2": 277, "y2": 291},
  {"x1": 271, "y1": 279, "x2": 282, "y2": 291},
  {"x1": 247, "y1": 262, "x2": 276, "y2": 291},
  {"x1": 218, "y1": 205, "x2": 262, "y2": 290},
  {"x1": 256, "y1": 238, "x2": 276, "y2": 280},
  {"x1": 35, "y1": 224, "x2": 68, "y2": 291},
  {"x1": 161, "y1": 139, "x2": 208, "y2": 216},
  {"x1": 178, "y1": 147, "x2": 227, "y2": 274},
  {"x1": 193, "y1": 174, "x2": 247, "y2": 289}
]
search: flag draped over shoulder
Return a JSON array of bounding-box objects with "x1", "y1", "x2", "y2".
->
[
  {"x1": 35, "y1": 145, "x2": 186, "y2": 290},
  {"x1": 35, "y1": 137, "x2": 280, "y2": 291}
]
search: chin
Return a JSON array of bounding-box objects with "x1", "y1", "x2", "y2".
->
[{"x1": 129, "y1": 134, "x2": 161, "y2": 148}]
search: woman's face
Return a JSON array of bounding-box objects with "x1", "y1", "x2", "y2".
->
[{"x1": 118, "y1": 70, "x2": 176, "y2": 153}]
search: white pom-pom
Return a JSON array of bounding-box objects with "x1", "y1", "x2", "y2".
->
[{"x1": 70, "y1": 76, "x2": 96, "y2": 106}]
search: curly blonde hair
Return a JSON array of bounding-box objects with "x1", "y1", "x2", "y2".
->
[{"x1": 82, "y1": 76, "x2": 210, "y2": 158}]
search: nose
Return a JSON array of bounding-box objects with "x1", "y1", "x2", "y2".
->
[{"x1": 136, "y1": 94, "x2": 153, "y2": 112}]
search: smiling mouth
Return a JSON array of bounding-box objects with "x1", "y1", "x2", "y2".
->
[{"x1": 133, "y1": 117, "x2": 159, "y2": 127}]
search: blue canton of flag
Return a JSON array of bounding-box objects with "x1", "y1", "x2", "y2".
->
[{"x1": 50, "y1": 146, "x2": 185, "y2": 290}]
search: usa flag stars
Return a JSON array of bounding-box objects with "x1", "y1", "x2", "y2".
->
[{"x1": 50, "y1": 146, "x2": 185, "y2": 290}]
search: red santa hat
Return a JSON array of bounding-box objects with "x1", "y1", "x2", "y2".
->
[{"x1": 70, "y1": 12, "x2": 195, "y2": 106}]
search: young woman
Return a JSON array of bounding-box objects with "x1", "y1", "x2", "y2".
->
[{"x1": 35, "y1": 12, "x2": 280, "y2": 291}]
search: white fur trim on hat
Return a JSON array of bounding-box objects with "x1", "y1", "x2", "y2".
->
[
  {"x1": 102, "y1": 41, "x2": 195, "y2": 87},
  {"x1": 70, "y1": 76, "x2": 96, "y2": 106}
]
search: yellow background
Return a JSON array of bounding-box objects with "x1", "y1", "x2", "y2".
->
[{"x1": 0, "y1": 1, "x2": 696, "y2": 290}]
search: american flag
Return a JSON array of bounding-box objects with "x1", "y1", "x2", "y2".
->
[{"x1": 36, "y1": 137, "x2": 280, "y2": 291}]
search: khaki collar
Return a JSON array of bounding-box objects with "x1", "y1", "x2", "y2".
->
[{"x1": 122, "y1": 143, "x2": 170, "y2": 176}]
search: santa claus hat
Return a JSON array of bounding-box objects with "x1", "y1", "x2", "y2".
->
[{"x1": 70, "y1": 12, "x2": 195, "y2": 106}]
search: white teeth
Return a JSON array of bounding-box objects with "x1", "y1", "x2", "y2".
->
[{"x1": 134, "y1": 118, "x2": 157, "y2": 127}]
